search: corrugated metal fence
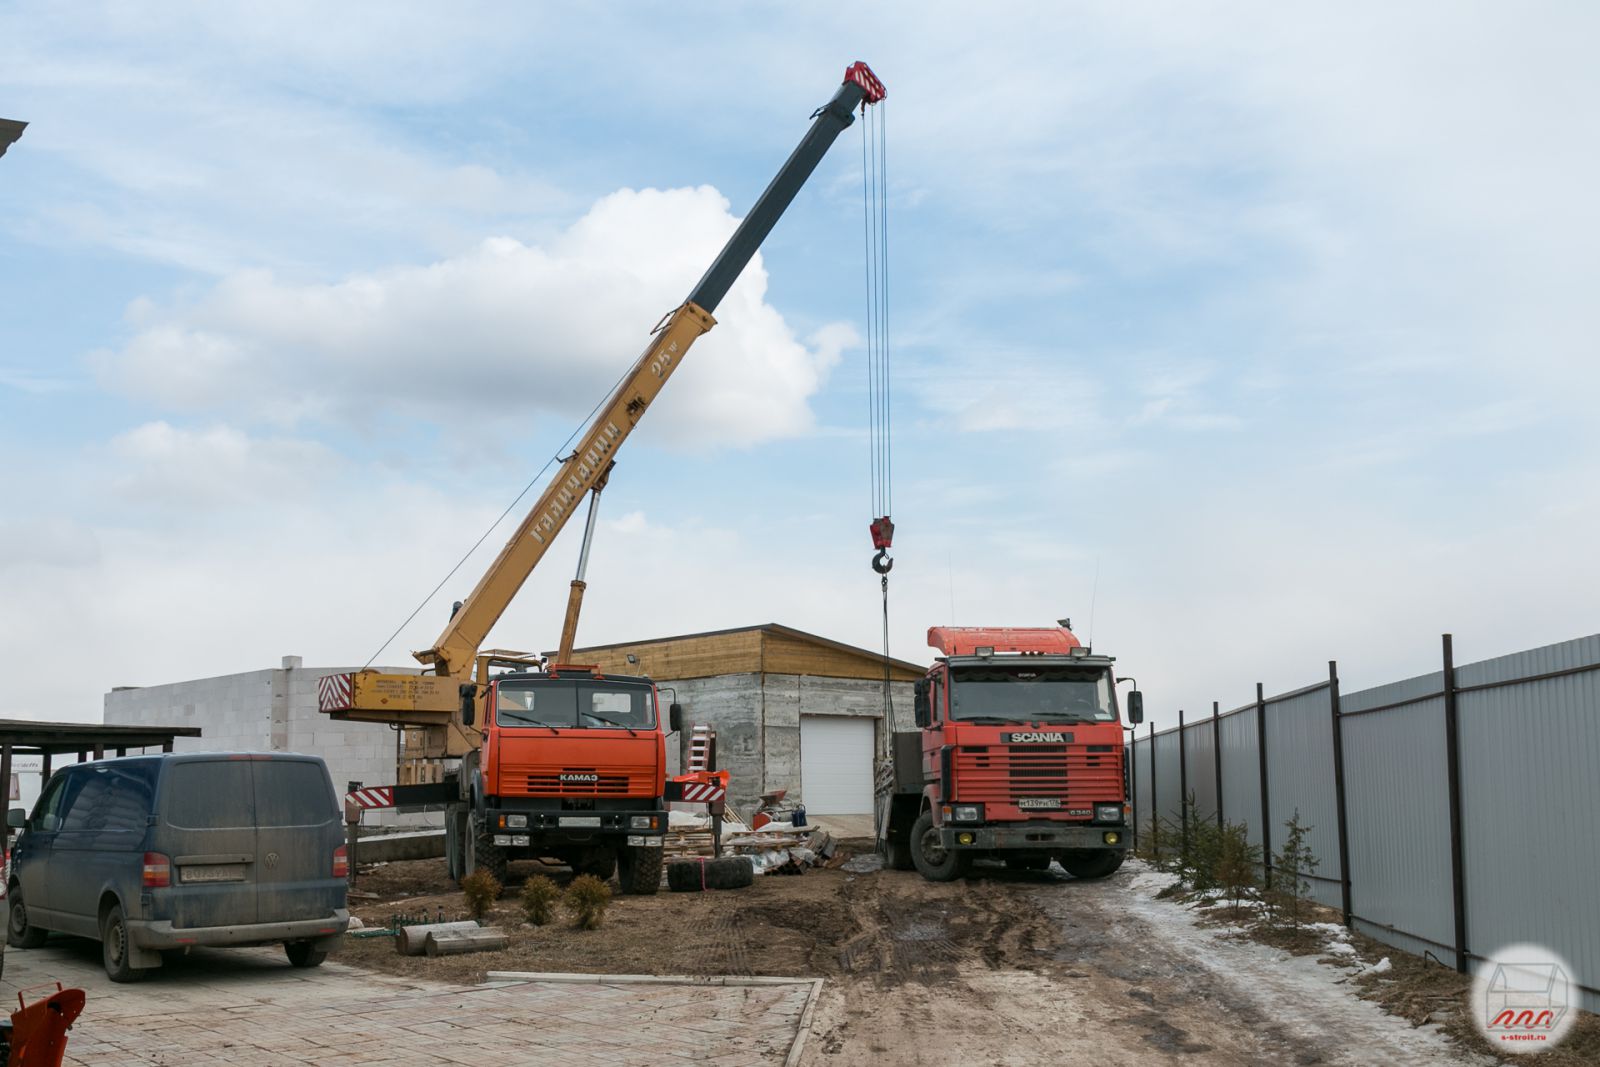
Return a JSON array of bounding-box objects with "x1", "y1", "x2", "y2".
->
[{"x1": 1129, "y1": 632, "x2": 1600, "y2": 1013}]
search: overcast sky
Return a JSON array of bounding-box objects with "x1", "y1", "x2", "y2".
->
[{"x1": 3, "y1": 2, "x2": 1597, "y2": 732}]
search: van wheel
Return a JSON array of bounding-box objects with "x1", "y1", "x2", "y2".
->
[
  {"x1": 910, "y1": 811, "x2": 970, "y2": 882},
  {"x1": 467, "y1": 815, "x2": 508, "y2": 884},
  {"x1": 617, "y1": 844, "x2": 662, "y2": 895},
  {"x1": 285, "y1": 941, "x2": 327, "y2": 968},
  {"x1": 101, "y1": 904, "x2": 147, "y2": 983},
  {"x1": 8, "y1": 887, "x2": 48, "y2": 949}
]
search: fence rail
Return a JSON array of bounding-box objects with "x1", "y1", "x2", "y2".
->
[{"x1": 1130, "y1": 632, "x2": 1600, "y2": 1012}]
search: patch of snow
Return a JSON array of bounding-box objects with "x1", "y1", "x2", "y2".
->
[
  {"x1": 1307, "y1": 922, "x2": 1352, "y2": 939},
  {"x1": 1325, "y1": 942, "x2": 1357, "y2": 956},
  {"x1": 1368, "y1": 957, "x2": 1392, "y2": 975}
]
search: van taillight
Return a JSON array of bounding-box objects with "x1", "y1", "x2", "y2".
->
[
  {"x1": 142, "y1": 852, "x2": 171, "y2": 888},
  {"x1": 332, "y1": 845, "x2": 348, "y2": 880}
]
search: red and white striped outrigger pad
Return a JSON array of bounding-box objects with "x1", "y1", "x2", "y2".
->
[
  {"x1": 679, "y1": 779, "x2": 726, "y2": 804},
  {"x1": 346, "y1": 785, "x2": 395, "y2": 810},
  {"x1": 318, "y1": 672, "x2": 354, "y2": 712}
]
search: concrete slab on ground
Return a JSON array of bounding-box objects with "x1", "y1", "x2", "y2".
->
[{"x1": 4, "y1": 936, "x2": 812, "y2": 1066}]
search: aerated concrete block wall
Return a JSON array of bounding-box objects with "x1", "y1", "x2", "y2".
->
[{"x1": 104, "y1": 657, "x2": 434, "y2": 826}]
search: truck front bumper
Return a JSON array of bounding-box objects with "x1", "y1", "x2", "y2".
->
[
  {"x1": 941, "y1": 821, "x2": 1129, "y2": 852},
  {"x1": 486, "y1": 805, "x2": 667, "y2": 843}
]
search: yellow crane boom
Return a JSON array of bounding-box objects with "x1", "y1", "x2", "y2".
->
[{"x1": 321, "y1": 63, "x2": 887, "y2": 776}]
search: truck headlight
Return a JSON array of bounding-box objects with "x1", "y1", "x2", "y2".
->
[
  {"x1": 504, "y1": 814, "x2": 528, "y2": 829},
  {"x1": 630, "y1": 815, "x2": 656, "y2": 830},
  {"x1": 953, "y1": 805, "x2": 982, "y2": 823},
  {"x1": 1094, "y1": 804, "x2": 1122, "y2": 823}
]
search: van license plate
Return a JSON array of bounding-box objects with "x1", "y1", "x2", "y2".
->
[
  {"x1": 1017, "y1": 798, "x2": 1062, "y2": 810},
  {"x1": 558, "y1": 816, "x2": 602, "y2": 828},
  {"x1": 181, "y1": 864, "x2": 246, "y2": 883}
]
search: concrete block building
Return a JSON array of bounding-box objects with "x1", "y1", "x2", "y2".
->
[
  {"x1": 102, "y1": 624, "x2": 925, "y2": 821},
  {"x1": 103, "y1": 656, "x2": 425, "y2": 824},
  {"x1": 566, "y1": 624, "x2": 922, "y2": 816}
]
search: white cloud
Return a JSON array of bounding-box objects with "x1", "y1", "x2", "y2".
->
[
  {"x1": 95, "y1": 186, "x2": 853, "y2": 449},
  {"x1": 106, "y1": 421, "x2": 337, "y2": 507}
]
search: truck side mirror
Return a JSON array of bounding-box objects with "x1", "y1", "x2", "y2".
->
[
  {"x1": 913, "y1": 679, "x2": 931, "y2": 729},
  {"x1": 6, "y1": 807, "x2": 25, "y2": 830},
  {"x1": 1126, "y1": 691, "x2": 1145, "y2": 725},
  {"x1": 459, "y1": 683, "x2": 477, "y2": 727},
  {"x1": 669, "y1": 703, "x2": 684, "y2": 734}
]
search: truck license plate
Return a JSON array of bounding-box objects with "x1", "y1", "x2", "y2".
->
[
  {"x1": 1017, "y1": 798, "x2": 1062, "y2": 810},
  {"x1": 558, "y1": 816, "x2": 602, "y2": 828},
  {"x1": 181, "y1": 864, "x2": 246, "y2": 883}
]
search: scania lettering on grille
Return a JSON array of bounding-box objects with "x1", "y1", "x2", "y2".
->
[
  {"x1": 560, "y1": 773, "x2": 599, "y2": 783},
  {"x1": 1001, "y1": 731, "x2": 1073, "y2": 743}
]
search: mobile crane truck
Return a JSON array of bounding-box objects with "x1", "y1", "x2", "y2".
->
[
  {"x1": 319, "y1": 62, "x2": 886, "y2": 893},
  {"x1": 877, "y1": 626, "x2": 1145, "y2": 881}
]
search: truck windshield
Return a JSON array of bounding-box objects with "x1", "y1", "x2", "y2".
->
[
  {"x1": 949, "y1": 667, "x2": 1117, "y2": 724},
  {"x1": 495, "y1": 680, "x2": 655, "y2": 730}
]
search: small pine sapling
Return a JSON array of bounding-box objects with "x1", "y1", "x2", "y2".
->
[
  {"x1": 1271, "y1": 809, "x2": 1319, "y2": 935},
  {"x1": 1215, "y1": 821, "x2": 1262, "y2": 919},
  {"x1": 521, "y1": 875, "x2": 561, "y2": 926},
  {"x1": 460, "y1": 868, "x2": 502, "y2": 922},
  {"x1": 565, "y1": 874, "x2": 613, "y2": 931}
]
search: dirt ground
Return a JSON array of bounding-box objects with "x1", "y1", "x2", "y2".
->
[{"x1": 339, "y1": 857, "x2": 1589, "y2": 1065}]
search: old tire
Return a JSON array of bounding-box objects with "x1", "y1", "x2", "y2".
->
[
  {"x1": 7, "y1": 887, "x2": 48, "y2": 949},
  {"x1": 466, "y1": 814, "x2": 508, "y2": 885},
  {"x1": 666, "y1": 856, "x2": 753, "y2": 893},
  {"x1": 910, "y1": 810, "x2": 969, "y2": 883},
  {"x1": 101, "y1": 904, "x2": 147, "y2": 983},
  {"x1": 1004, "y1": 854, "x2": 1051, "y2": 871},
  {"x1": 285, "y1": 941, "x2": 328, "y2": 968},
  {"x1": 884, "y1": 830, "x2": 915, "y2": 871},
  {"x1": 1059, "y1": 849, "x2": 1125, "y2": 880},
  {"x1": 617, "y1": 844, "x2": 663, "y2": 896}
]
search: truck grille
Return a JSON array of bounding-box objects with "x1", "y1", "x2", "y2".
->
[
  {"x1": 952, "y1": 745, "x2": 1121, "y2": 808},
  {"x1": 502, "y1": 764, "x2": 647, "y2": 796}
]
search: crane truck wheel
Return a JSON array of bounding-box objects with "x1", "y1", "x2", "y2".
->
[
  {"x1": 910, "y1": 810, "x2": 970, "y2": 882},
  {"x1": 466, "y1": 814, "x2": 508, "y2": 885},
  {"x1": 617, "y1": 844, "x2": 663, "y2": 895},
  {"x1": 1058, "y1": 849, "x2": 1125, "y2": 880}
]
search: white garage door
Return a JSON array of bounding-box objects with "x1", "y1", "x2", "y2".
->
[{"x1": 800, "y1": 715, "x2": 875, "y2": 815}]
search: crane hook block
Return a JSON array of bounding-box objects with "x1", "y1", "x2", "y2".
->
[
  {"x1": 869, "y1": 516, "x2": 895, "y2": 551},
  {"x1": 872, "y1": 549, "x2": 894, "y2": 575}
]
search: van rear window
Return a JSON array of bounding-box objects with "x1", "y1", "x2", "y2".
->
[
  {"x1": 254, "y1": 761, "x2": 336, "y2": 826},
  {"x1": 164, "y1": 761, "x2": 254, "y2": 829}
]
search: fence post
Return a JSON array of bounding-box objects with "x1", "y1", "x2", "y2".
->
[
  {"x1": 1443, "y1": 633, "x2": 1468, "y2": 974},
  {"x1": 1256, "y1": 682, "x2": 1272, "y2": 889},
  {"x1": 1329, "y1": 660, "x2": 1352, "y2": 927},
  {"x1": 1149, "y1": 722, "x2": 1158, "y2": 859},
  {"x1": 1213, "y1": 700, "x2": 1224, "y2": 829},
  {"x1": 1177, "y1": 708, "x2": 1189, "y2": 859}
]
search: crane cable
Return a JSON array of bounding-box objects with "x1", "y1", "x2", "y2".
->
[{"x1": 860, "y1": 99, "x2": 896, "y2": 759}]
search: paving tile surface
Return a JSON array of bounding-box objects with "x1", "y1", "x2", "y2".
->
[{"x1": 2, "y1": 939, "x2": 808, "y2": 1066}]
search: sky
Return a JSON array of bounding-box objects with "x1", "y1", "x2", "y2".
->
[{"x1": 3, "y1": 2, "x2": 1597, "y2": 733}]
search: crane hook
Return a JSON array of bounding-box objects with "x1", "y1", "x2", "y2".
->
[{"x1": 872, "y1": 549, "x2": 894, "y2": 575}]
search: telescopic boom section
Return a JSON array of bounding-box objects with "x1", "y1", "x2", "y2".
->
[{"x1": 422, "y1": 63, "x2": 882, "y2": 681}]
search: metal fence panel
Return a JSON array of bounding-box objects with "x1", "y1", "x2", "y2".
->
[
  {"x1": 1456, "y1": 635, "x2": 1600, "y2": 1013},
  {"x1": 1342, "y1": 695, "x2": 1453, "y2": 960},
  {"x1": 1131, "y1": 734, "x2": 1153, "y2": 838},
  {"x1": 1264, "y1": 683, "x2": 1342, "y2": 909},
  {"x1": 1183, "y1": 720, "x2": 1219, "y2": 819},
  {"x1": 1217, "y1": 707, "x2": 1262, "y2": 850},
  {"x1": 1153, "y1": 729, "x2": 1183, "y2": 826}
]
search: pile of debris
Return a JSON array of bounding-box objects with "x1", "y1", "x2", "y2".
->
[{"x1": 728, "y1": 824, "x2": 841, "y2": 876}]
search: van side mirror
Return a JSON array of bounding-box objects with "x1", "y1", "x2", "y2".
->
[
  {"x1": 1126, "y1": 691, "x2": 1145, "y2": 725},
  {"x1": 459, "y1": 683, "x2": 477, "y2": 727},
  {"x1": 913, "y1": 679, "x2": 931, "y2": 729},
  {"x1": 669, "y1": 703, "x2": 684, "y2": 734},
  {"x1": 6, "y1": 807, "x2": 24, "y2": 830}
]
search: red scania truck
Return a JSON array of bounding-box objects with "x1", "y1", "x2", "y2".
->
[{"x1": 876, "y1": 626, "x2": 1144, "y2": 881}]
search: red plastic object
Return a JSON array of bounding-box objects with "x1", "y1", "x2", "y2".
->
[
  {"x1": 844, "y1": 61, "x2": 887, "y2": 104},
  {"x1": 7, "y1": 983, "x2": 86, "y2": 1067},
  {"x1": 869, "y1": 516, "x2": 895, "y2": 550}
]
